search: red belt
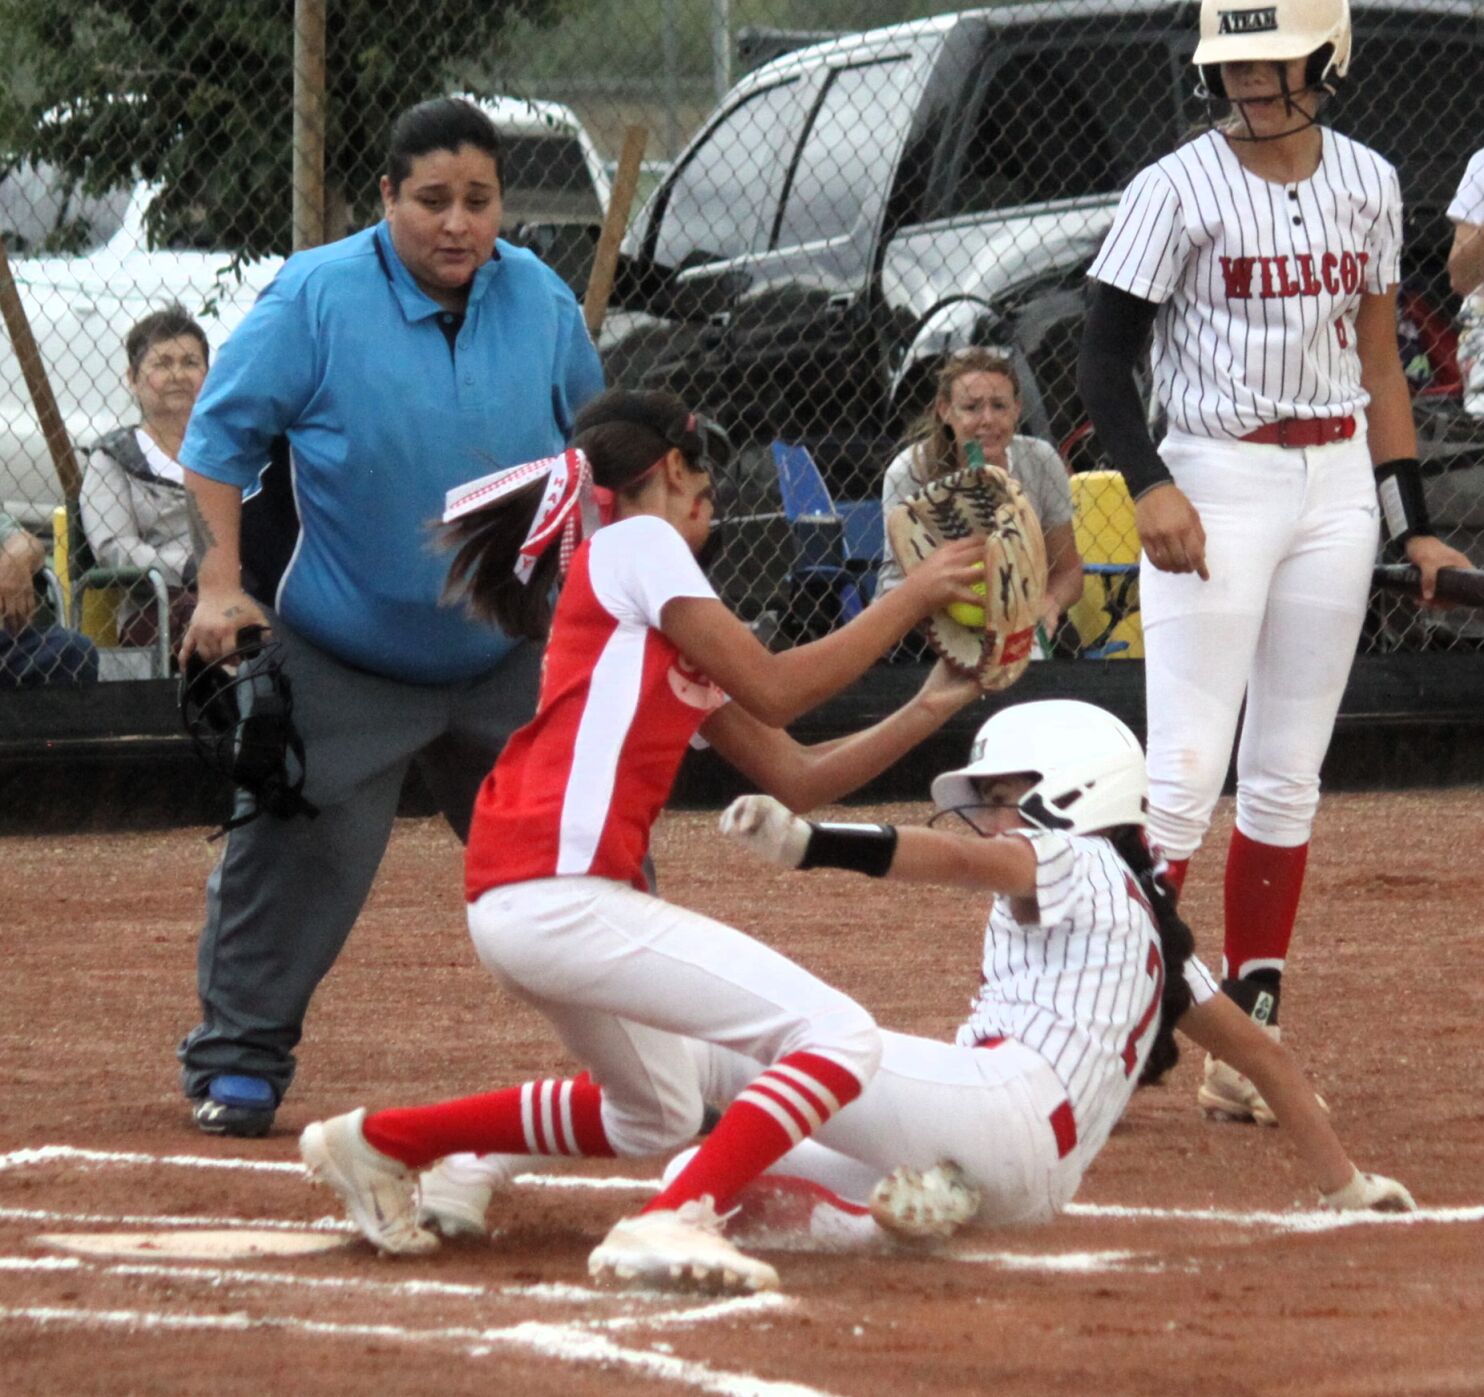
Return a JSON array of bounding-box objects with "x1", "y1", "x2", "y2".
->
[
  {"x1": 1240, "y1": 415, "x2": 1356, "y2": 448},
  {"x1": 975, "y1": 1036, "x2": 1078, "y2": 1159}
]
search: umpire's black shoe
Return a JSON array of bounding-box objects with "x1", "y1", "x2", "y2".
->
[{"x1": 193, "y1": 1075, "x2": 277, "y2": 1138}]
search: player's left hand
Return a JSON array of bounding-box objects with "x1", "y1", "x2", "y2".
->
[
  {"x1": 719, "y1": 794, "x2": 810, "y2": 868},
  {"x1": 1320, "y1": 1168, "x2": 1416, "y2": 1213},
  {"x1": 1403, "y1": 535, "x2": 1473, "y2": 606},
  {"x1": 916, "y1": 658, "x2": 981, "y2": 716}
]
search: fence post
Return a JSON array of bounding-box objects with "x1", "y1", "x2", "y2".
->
[
  {"x1": 0, "y1": 234, "x2": 80, "y2": 501},
  {"x1": 293, "y1": 0, "x2": 328, "y2": 252},
  {"x1": 584, "y1": 126, "x2": 649, "y2": 340}
]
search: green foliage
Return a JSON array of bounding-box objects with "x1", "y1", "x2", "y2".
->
[{"x1": 0, "y1": 0, "x2": 559, "y2": 258}]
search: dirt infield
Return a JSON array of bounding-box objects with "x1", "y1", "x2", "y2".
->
[{"x1": 2, "y1": 789, "x2": 1482, "y2": 1396}]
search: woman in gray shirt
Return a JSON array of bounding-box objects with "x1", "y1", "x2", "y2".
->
[
  {"x1": 79, "y1": 305, "x2": 207, "y2": 652},
  {"x1": 878, "y1": 350, "x2": 1082, "y2": 640}
]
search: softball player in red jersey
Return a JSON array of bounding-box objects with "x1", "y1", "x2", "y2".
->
[
  {"x1": 1078, "y1": 0, "x2": 1471, "y2": 1123},
  {"x1": 299, "y1": 389, "x2": 985, "y2": 1294},
  {"x1": 418, "y1": 701, "x2": 1414, "y2": 1246}
]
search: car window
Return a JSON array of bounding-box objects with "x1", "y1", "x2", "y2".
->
[
  {"x1": 653, "y1": 79, "x2": 808, "y2": 268},
  {"x1": 500, "y1": 133, "x2": 604, "y2": 224},
  {"x1": 776, "y1": 58, "x2": 912, "y2": 247},
  {"x1": 0, "y1": 161, "x2": 130, "y2": 255},
  {"x1": 949, "y1": 42, "x2": 1177, "y2": 213},
  {"x1": 1304, "y1": 36, "x2": 1484, "y2": 193}
]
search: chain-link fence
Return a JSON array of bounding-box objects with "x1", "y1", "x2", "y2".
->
[{"x1": 1, "y1": 0, "x2": 1481, "y2": 694}]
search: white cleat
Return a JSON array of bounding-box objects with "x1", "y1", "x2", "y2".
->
[
  {"x1": 299, "y1": 1107, "x2": 440, "y2": 1256},
  {"x1": 1197, "y1": 1052, "x2": 1279, "y2": 1126},
  {"x1": 869, "y1": 1160, "x2": 982, "y2": 1243},
  {"x1": 588, "y1": 1197, "x2": 779, "y2": 1294},
  {"x1": 416, "y1": 1151, "x2": 518, "y2": 1238},
  {"x1": 1197, "y1": 1029, "x2": 1327, "y2": 1127}
]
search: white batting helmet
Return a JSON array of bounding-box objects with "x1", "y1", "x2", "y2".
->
[
  {"x1": 1194, "y1": 0, "x2": 1352, "y2": 98},
  {"x1": 931, "y1": 700, "x2": 1148, "y2": 835}
]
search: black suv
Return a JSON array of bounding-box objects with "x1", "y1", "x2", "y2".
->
[{"x1": 606, "y1": 1, "x2": 1484, "y2": 498}]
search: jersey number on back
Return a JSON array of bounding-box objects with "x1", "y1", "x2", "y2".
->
[{"x1": 1120, "y1": 942, "x2": 1166, "y2": 1077}]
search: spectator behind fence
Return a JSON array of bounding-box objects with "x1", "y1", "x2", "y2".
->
[
  {"x1": 0, "y1": 510, "x2": 98, "y2": 687},
  {"x1": 174, "y1": 96, "x2": 604, "y2": 1139},
  {"x1": 1448, "y1": 148, "x2": 1484, "y2": 416},
  {"x1": 875, "y1": 350, "x2": 1083, "y2": 647},
  {"x1": 79, "y1": 305, "x2": 207, "y2": 655}
]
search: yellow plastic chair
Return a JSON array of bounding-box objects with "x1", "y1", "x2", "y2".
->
[
  {"x1": 51, "y1": 500, "x2": 171, "y2": 678},
  {"x1": 1066, "y1": 470, "x2": 1143, "y2": 660}
]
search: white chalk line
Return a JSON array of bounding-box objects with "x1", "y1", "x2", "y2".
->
[
  {"x1": 0, "y1": 1143, "x2": 657, "y2": 1190},
  {"x1": 0, "y1": 1205, "x2": 356, "y2": 1233},
  {"x1": 0, "y1": 1303, "x2": 830, "y2": 1397},
  {"x1": 1064, "y1": 1200, "x2": 1484, "y2": 1232},
  {"x1": 0, "y1": 1250, "x2": 789, "y2": 1333},
  {"x1": 954, "y1": 1249, "x2": 1155, "y2": 1273},
  {"x1": 0, "y1": 1145, "x2": 305, "y2": 1175},
  {"x1": 7, "y1": 1145, "x2": 1481, "y2": 1247}
]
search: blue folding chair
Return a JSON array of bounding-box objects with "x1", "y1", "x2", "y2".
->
[{"x1": 771, "y1": 442, "x2": 881, "y2": 628}]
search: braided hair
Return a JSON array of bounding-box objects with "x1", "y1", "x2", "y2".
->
[{"x1": 1107, "y1": 826, "x2": 1195, "y2": 1086}]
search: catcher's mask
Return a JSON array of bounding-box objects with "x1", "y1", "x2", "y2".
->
[
  {"x1": 1192, "y1": 0, "x2": 1350, "y2": 139},
  {"x1": 180, "y1": 626, "x2": 319, "y2": 839},
  {"x1": 931, "y1": 700, "x2": 1147, "y2": 836}
]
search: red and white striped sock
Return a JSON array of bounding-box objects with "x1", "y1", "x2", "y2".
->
[
  {"x1": 362, "y1": 1074, "x2": 613, "y2": 1170},
  {"x1": 643, "y1": 1051, "x2": 864, "y2": 1215}
]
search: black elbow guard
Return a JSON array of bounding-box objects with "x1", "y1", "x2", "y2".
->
[{"x1": 1374, "y1": 458, "x2": 1432, "y2": 545}]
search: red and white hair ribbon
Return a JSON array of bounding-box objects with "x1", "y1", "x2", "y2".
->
[{"x1": 442, "y1": 447, "x2": 616, "y2": 582}]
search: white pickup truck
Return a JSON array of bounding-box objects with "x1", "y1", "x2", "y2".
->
[{"x1": 0, "y1": 96, "x2": 610, "y2": 525}]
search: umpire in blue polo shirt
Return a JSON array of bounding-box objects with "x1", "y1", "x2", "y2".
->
[{"x1": 176, "y1": 98, "x2": 604, "y2": 1136}]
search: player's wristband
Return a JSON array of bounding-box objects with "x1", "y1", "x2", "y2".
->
[
  {"x1": 1374, "y1": 458, "x2": 1432, "y2": 545},
  {"x1": 799, "y1": 822, "x2": 899, "y2": 878}
]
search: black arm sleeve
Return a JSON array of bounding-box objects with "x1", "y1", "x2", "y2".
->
[{"x1": 1077, "y1": 281, "x2": 1173, "y2": 500}]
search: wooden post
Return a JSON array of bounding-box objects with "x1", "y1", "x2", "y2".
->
[
  {"x1": 0, "y1": 233, "x2": 81, "y2": 500},
  {"x1": 583, "y1": 125, "x2": 648, "y2": 340},
  {"x1": 292, "y1": 0, "x2": 328, "y2": 251}
]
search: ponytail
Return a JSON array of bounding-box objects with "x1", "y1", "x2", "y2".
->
[
  {"x1": 441, "y1": 481, "x2": 561, "y2": 641},
  {"x1": 1108, "y1": 826, "x2": 1195, "y2": 1086},
  {"x1": 439, "y1": 388, "x2": 707, "y2": 640}
]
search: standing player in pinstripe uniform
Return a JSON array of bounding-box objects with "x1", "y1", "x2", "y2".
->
[
  {"x1": 418, "y1": 700, "x2": 1415, "y2": 1245},
  {"x1": 1078, "y1": 0, "x2": 1471, "y2": 1123}
]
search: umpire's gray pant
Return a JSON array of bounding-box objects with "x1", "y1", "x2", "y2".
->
[{"x1": 177, "y1": 615, "x2": 541, "y2": 1104}]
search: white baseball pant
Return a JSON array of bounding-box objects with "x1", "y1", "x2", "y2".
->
[
  {"x1": 467, "y1": 875, "x2": 881, "y2": 1159},
  {"x1": 1141, "y1": 428, "x2": 1380, "y2": 858},
  {"x1": 693, "y1": 1031, "x2": 1083, "y2": 1226}
]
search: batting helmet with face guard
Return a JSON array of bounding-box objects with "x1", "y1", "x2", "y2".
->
[
  {"x1": 1194, "y1": 0, "x2": 1352, "y2": 101},
  {"x1": 931, "y1": 699, "x2": 1148, "y2": 836}
]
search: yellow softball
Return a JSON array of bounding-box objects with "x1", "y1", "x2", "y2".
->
[{"x1": 944, "y1": 562, "x2": 987, "y2": 628}]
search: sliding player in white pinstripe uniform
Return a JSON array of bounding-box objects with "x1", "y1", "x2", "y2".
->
[
  {"x1": 419, "y1": 701, "x2": 1414, "y2": 1244},
  {"x1": 1078, "y1": 0, "x2": 1471, "y2": 1125}
]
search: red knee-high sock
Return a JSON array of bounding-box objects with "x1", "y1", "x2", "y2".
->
[
  {"x1": 362, "y1": 1074, "x2": 614, "y2": 1170},
  {"x1": 1163, "y1": 856, "x2": 1191, "y2": 897},
  {"x1": 644, "y1": 1051, "x2": 864, "y2": 1215},
  {"x1": 1223, "y1": 828, "x2": 1309, "y2": 980}
]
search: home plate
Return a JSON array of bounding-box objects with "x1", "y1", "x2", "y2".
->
[{"x1": 36, "y1": 1230, "x2": 350, "y2": 1260}]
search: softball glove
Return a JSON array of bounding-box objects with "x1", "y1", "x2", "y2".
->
[{"x1": 886, "y1": 463, "x2": 1047, "y2": 691}]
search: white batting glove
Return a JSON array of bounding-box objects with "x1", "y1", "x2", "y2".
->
[
  {"x1": 1320, "y1": 1168, "x2": 1416, "y2": 1214},
  {"x1": 718, "y1": 794, "x2": 811, "y2": 869}
]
